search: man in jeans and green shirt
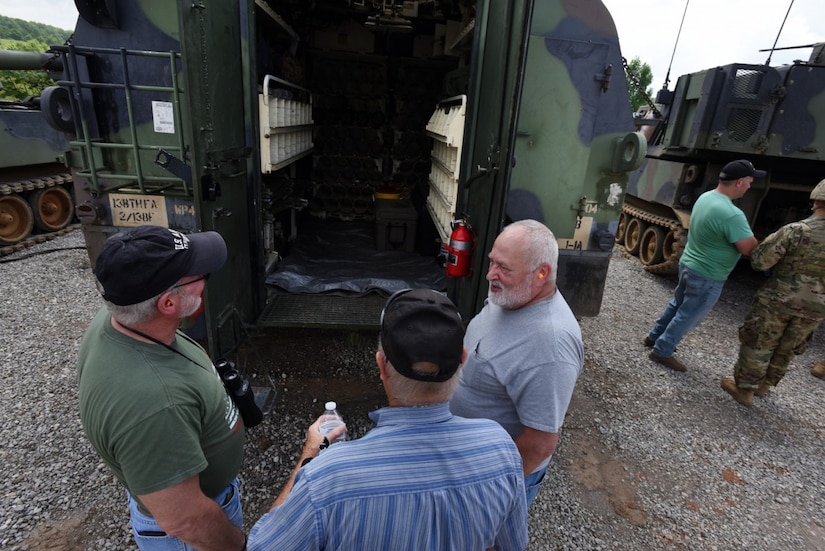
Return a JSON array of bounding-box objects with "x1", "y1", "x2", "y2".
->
[
  {"x1": 646, "y1": 160, "x2": 762, "y2": 372},
  {"x1": 77, "y1": 226, "x2": 248, "y2": 551}
]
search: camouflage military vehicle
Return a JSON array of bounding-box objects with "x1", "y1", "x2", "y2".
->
[
  {"x1": 620, "y1": 43, "x2": 825, "y2": 273},
  {"x1": 41, "y1": 0, "x2": 643, "y2": 356},
  {"x1": 0, "y1": 50, "x2": 75, "y2": 254}
]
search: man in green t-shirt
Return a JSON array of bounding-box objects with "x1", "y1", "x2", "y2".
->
[
  {"x1": 645, "y1": 160, "x2": 762, "y2": 372},
  {"x1": 77, "y1": 225, "x2": 247, "y2": 551}
]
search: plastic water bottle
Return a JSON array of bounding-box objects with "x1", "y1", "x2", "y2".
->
[{"x1": 318, "y1": 401, "x2": 346, "y2": 443}]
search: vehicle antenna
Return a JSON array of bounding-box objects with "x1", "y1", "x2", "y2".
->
[
  {"x1": 765, "y1": 0, "x2": 795, "y2": 65},
  {"x1": 662, "y1": 0, "x2": 690, "y2": 91}
]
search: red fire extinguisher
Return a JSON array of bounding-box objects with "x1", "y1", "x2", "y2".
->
[{"x1": 446, "y1": 219, "x2": 474, "y2": 278}]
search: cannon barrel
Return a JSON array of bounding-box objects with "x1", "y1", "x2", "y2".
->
[{"x1": 0, "y1": 50, "x2": 63, "y2": 72}]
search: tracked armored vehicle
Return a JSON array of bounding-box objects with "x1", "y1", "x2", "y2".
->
[
  {"x1": 620, "y1": 43, "x2": 825, "y2": 273},
  {"x1": 0, "y1": 50, "x2": 76, "y2": 255},
  {"x1": 41, "y1": 0, "x2": 644, "y2": 356}
]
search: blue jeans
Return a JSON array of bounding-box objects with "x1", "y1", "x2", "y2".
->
[
  {"x1": 128, "y1": 478, "x2": 242, "y2": 550},
  {"x1": 525, "y1": 465, "x2": 548, "y2": 506},
  {"x1": 648, "y1": 263, "x2": 725, "y2": 357}
]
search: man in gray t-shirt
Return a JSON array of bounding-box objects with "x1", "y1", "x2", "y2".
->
[{"x1": 450, "y1": 220, "x2": 583, "y2": 506}]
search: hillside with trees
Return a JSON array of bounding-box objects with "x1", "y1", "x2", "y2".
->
[
  {"x1": 0, "y1": 14, "x2": 71, "y2": 44},
  {"x1": 0, "y1": 14, "x2": 73, "y2": 100}
]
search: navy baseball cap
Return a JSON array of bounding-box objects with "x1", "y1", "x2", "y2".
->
[{"x1": 94, "y1": 225, "x2": 227, "y2": 305}]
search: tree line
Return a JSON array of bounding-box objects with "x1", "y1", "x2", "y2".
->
[{"x1": 0, "y1": 14, "x2": 72, "y2": 101}]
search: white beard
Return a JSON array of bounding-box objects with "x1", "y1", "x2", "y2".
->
[{"x1": 487, "y1": 277, "x2": 534, "y2": 309}]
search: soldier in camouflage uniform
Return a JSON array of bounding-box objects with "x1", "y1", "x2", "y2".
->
[{"x1": 721, "y1": 179, "x2": 825, "y2": 405}]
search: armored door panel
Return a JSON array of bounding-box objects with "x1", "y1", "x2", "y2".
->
[
  {"x1": 179, "y1": 1, "x2": 257, "y2": 357},
  {"x1": 766, "y1": 64, "x2": 825, "y2": 159},
  {"x1": 458, "y1": 0, "x2": 637, "y2": 317},
  {"x1": 509, "y1": 1, "x2": 637, "y2": 316},
  {"x1": 453, "y1": 0, "x2": 535, "y2": 319}
]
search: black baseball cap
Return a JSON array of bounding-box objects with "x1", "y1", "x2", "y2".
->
[
  {"x1": 719, "y1": 159, "x2": 766, "y2": 181},
  {"x1": 379, "y1": 289, "x2": 465, "y2": 382},
  {"x1": 94, "y1": 225, "x2": 227, "y2": 306}
]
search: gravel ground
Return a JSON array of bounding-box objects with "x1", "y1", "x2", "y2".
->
[{"x1": 2, "y1": 230, "x2": 824, "y2": 550}]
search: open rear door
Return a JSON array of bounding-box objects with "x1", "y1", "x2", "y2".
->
[
  {"x1": 452, "y1": 0, "x2": 536, "y2": 320},
  {"x1": 453, "y1": 0, "x2": 639, "y2": 318},
  {"x1": 178, "y1": 1, "x2": 259, "y2": 357}
]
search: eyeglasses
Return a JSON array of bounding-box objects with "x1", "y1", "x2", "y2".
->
[{"x1": 170, "y1": 273, "x2": 210, "y2": 291}]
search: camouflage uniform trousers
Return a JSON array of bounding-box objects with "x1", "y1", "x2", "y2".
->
[{"x1": 733, "y1": 300, "x2": 822, "y2": 388}]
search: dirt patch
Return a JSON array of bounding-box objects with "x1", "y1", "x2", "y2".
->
[
  {"x1": 721, "y1": 468, "x2": 745, "y2": 485},
  {"x1": 21, "y1": 510, "x2": 91, "y2": 551},
  {"x1": 564, "y1": 391, "x2": 649, "y2": 527}
]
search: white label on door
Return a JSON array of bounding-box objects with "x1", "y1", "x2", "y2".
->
[{"x1": 152, "y1": 101, "x2": 175, "y2": 134}]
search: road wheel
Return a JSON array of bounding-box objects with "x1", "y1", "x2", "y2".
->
[
  {"x1": 615, "y1": 211, "x2": 628, "y2": 243},
  {"x1": 662, "y1": 229, "x2": 678, "y2": 261},
  {"x1": 29, "y1": 187, "x2": 74, "y2": 232},
  {"x1": 0, "y1": 195, "x2": 35, "y2": 245},
  {"x1": 639, "y1": 225, "x2": 665, "y2": 265},
  {"x1": 624, "y1": 217, "x2": 646, "y2": 256}
]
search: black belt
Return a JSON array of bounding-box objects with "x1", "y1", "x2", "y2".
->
[{"x1": 136, "y1": 483, "x2": 235, "y2": 518}]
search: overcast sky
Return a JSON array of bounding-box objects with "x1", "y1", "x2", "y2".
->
[
  {"x1": 603, "y1": 0, "x2": 820, "y2": 93},
  {"x1": 1, "y1": 0, "x2": 820, "y2": 94}
]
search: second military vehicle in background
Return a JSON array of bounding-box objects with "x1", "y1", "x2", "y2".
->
[
  {"x1": 620, "y1": 43, "x2": 825, "y2": 272},
  {"x1": 0, "y1": 50, "x2": 75, "y2": 254}
]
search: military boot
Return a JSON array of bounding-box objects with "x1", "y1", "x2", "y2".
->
[
  {"x1": 754, "y1": 382, "x2": 772, "y2": 397},
  {"x1": 811, "y1": 362, "x2": 825, "y2": 380},
  {"x1": 720, "y1": 377, "x2": 754, "y2": 406}
]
